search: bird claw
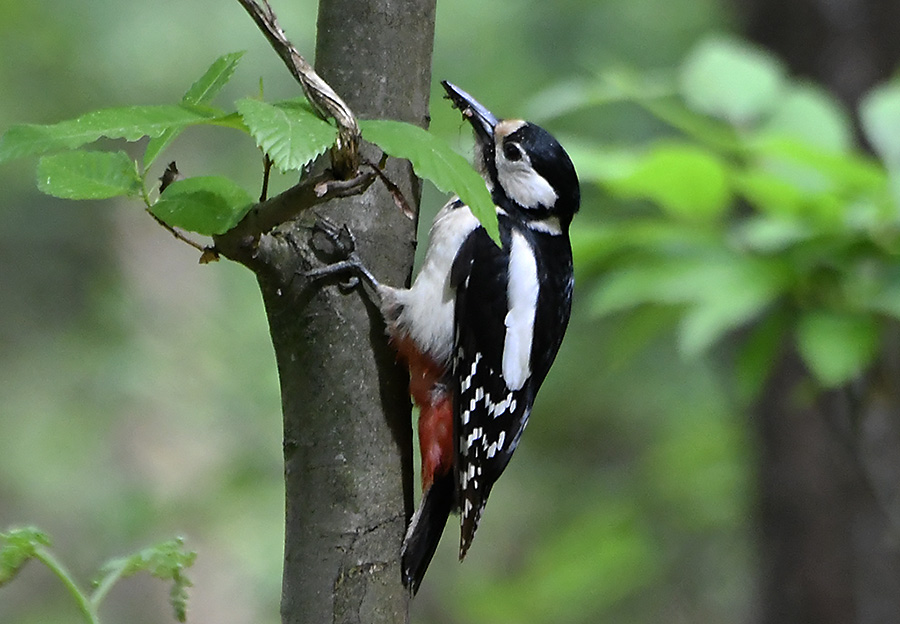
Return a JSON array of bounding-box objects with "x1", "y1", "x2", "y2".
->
[
  {"x1": 303, "y1": 217, "x2": 379, "y2": 295},
  {"x1": 310, "y1": 216, "x2": 357, "y2": 262}
]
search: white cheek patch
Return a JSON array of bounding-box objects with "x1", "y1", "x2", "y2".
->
[
  {"x1": 502, "y1": 230, "x2": 538, "y2": 390},
  {"x1": 497, "y1": 159, "x2": 558, "y2": 210}
]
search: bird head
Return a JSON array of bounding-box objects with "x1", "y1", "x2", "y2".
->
[{"x1": 442, "y1": 80, "x2": 580, "y2": 229}]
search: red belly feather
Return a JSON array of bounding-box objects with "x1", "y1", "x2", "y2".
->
[{"x1": 390, "y1": 334, "x2": 454, "y2": 491}]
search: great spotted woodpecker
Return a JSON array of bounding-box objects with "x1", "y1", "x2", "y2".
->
[{"x1": 312, "y1": 81, "x2": 579, "y2": 594}]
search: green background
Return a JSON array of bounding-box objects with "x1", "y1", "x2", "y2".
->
[{"x1": 0, "y1": 0, "x2": 753, "y2": 622}]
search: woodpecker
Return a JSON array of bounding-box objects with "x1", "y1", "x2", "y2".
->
[{"x1": 312, "y1": 81, "x2": 579, "y2": 594}]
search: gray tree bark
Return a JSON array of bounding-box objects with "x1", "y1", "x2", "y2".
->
[{"x1": 227, "y1": 1, "x2": 436, "y2": 622}]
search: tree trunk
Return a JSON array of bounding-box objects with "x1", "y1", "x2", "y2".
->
[
  {"x1": 737, "y1": 1, "x2": 900, "y2": 621},
  {"x1": 754, "y1": 348, "x2": 858, "y2": 624},
  {"x1": 253, "y1": 1, "x2": 437, "y2": 623}
]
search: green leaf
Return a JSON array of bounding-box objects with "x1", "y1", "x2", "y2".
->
[
  {"x1": 145, "y1": 51, "x2": 246, "y2": 168},
  {"x1": 182, "y1": 51, "x2": 245, "y2": 104},
  {"x1": 733, "y1": 169, "x2": 807, "y2": 218},
  {"x1": 677, "y1": 259, "x2": 788, "y2": 356},
  {"x1": 100, "y1": 537, "x2": 196, "y2": 623},
  {"x1": 750, "y1": 136, "x2": 885, "y2": 196},
  {"x1": 679, "y1": 36, "x2": 786, "y2": 126},
  {"x1": 359, "y1": 119, "x2": 499, "y2": 243},
  {"x1": 861, "y1": 278, "x2": 900, "y2": 320},
  {"x1": 735, "y1": 309, "x2": 790, "y2": 402},
  {"x1": 760, "y1": 83, "x2": 853, "y2": 152},
  {"x1": 607, "y1": 143, "x2": 731, "y2": 221},
  {"x1": 150, "y1": 176, "x2": 252, "y2": 235},
  {"x1": 1, "y1": 526, "x2": 51, "y2": 585},
  {"x1": 560, "y1": 140, "x2": 639, "y2": 185},
  {"x1": 860, "y1": 81, "x2": 900, "y2": 165},
  {"x1": 590, "y1": 256, "x2": 722, "y2": 315},
  {"x1": 636, "y1": 94, "x2": 743, "y2": 154},
  {"x1": 236, "y1": 98, "x2": 336, "y2": 172},
  {"x1": 796, "y1": 311, "x2": 880, "y2": 387},
  {"x1": 36, "y1": 150, "x2": 141, "y2": 199},
  {"x1": 860, "y1": 83, "x2": 900, "y2": 208},
  {"x1": 732, "y1": 215, "x2": 813, "y2": 253},
  {"x1": 0, "y1": 105, "x2": 223, "y2": 163},
  {"x1": 572, "y1": 220, "x2": 721, "y2": 274},
  {"x1": 591, "y1": 253, "x2": 789, "y2": 356}
]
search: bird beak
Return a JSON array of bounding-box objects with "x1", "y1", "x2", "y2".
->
[{"x1": 442, "y1": 81, "x2": 498, "y2": 141}]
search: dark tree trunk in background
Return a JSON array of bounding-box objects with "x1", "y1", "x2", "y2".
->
[
  {"x1": 754, "y1": 350, "x2": 858, "y2": 624},
  {"x1": 258, "y1": 1, "x2": 436, "y2": 623},
  {"x1": 736, "y1": 1, "x2": 900, "y2": 622},
  {"x1": 739, "y1": 0, "x2": 900, "y2": 109}
]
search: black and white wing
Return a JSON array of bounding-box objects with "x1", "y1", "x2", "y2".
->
[{"x1": 450, "y1": 222, "x2": 539, "y2": 558}]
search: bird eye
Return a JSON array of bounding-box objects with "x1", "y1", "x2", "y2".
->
[{"x1": 502, "y1": 141, "x2": 522, "y2": 162}]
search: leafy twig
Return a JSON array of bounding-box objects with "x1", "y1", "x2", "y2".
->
[
  {"x1": 236, "y1": 0, "x2": 360, "y2": 177},
  {"x1": 33, "y1": 547, "x2": 100, "y2": 624},
  {"x1": 2, "y1": 527, "x2": 197, "y2": 624}
]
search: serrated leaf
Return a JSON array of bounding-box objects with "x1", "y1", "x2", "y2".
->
[
  {"x1": 679, "y1": 36, "x2": 786, "y2": 126},
  {"x1": 99, "y1": 537, "x2": 196, "y2": 623},
  {"x1": 0, "y1": 105, "x2": 223, "y2": 163},
  {"x1": 150, "y1": 176, "x2": 252, "y2": 235},
  {"x1": 359, "y1": 119, "x2": 499, "y2": 243},
  {"x1": 236, "y1": 98, "x2": 336, "y2": 172},
  {"x1": 607, "y1": 144, "x2": 731, "y2": 221},
  {"x1": 36, "y1": 150, "x2": 141, "y2": 199},
  {"x1": 102, "y1": 537, "x2": 197, "y2": 579},
  {"x1": 182, "y1": 51, "x2": 245, "y2": 104},
  {"x1": 145, "y1": 51, "x2": 246, "y2": 168},
  {"x1": 796, "y1": 311, "x2": 880, "y2": 387},
  {"x1": 1, "y1": 526, "x2": 51, "y2": 585}
]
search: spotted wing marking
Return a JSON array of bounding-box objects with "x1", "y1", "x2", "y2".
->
[{"x1": 456, "y1": 343, "x2": 530, "y2": 559}]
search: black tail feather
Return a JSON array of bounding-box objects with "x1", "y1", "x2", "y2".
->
[{"x1": 400, "y1": 472, "x2": 454, "y2": 595}]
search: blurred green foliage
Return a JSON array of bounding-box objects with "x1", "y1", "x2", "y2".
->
[
  {"x1": 0, "y1": 0, "x2": 796, "y2": 623},
  {"x1": 0, "y1": 528, "x2": 195, "y2": 624},
  {"x1": 571, "y1": 36, "x2": 900, "y2": 393}
]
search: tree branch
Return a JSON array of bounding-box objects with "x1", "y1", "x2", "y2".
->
[
  {"x1": 213, "y1": 168, "x2": 375, "y2": 266},
  {"x1": 236, "y1": 0, "x2": 360, "y2": 177}
]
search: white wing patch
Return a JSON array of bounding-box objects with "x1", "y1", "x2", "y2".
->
[{"x1": 502, "y1": 230, "x2": 538, "y2": 390}]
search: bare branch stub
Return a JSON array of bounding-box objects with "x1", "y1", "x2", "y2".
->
[{"x1": 236, "y1": 0, "x2": 360, "y2": 177}]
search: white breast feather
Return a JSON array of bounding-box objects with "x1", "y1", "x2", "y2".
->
[
  {"x1": 503, "y1": 230, "x2": 538, "y2": 390},
  {"x1": 390, "y1": 199, "x2": 480, "y2": 366}
]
